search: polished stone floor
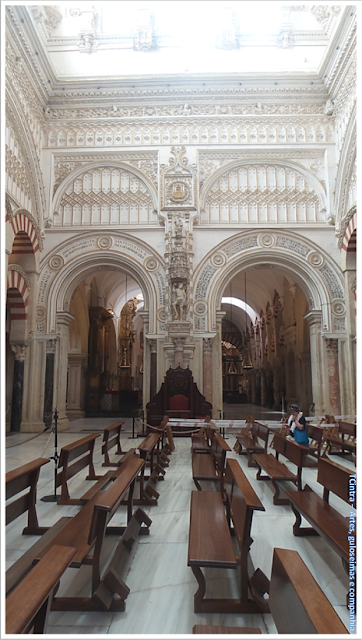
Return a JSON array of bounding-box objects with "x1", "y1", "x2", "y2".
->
[{"x1": 5, "y1": 415, "x2": 355, "y2": 635}]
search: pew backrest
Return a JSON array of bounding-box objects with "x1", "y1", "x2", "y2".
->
[
  {"x1": 211, "y1": 432, "x2": 231, "y2": 475},
  {"x1": 224, "y1": 459, "x2": 264, "y2": 550},
  {"x1": 317, "y1": 456, "x2": 355, "y2": 506},
  {"x1": 6, "y1": 458, "x2": 50, "y2": 534},
  {"x1": 338, "y1": 421, "x2": 356, "y2": 439},
  {"x1": 56, "y1": 433, "x2": 101, "y2": 503},
  {"x1": 269, "y1": 547, "x2": 348, "y2": 634},
  {"x1": 102, "y1": 421, "x2": 125, "y2": 466}
]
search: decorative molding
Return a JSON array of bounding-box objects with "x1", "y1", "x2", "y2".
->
[
  {"x1": 325, "y1": 337, "x2": 339, "y2": 355},
  {"x1": 8, "y1": 264, "x2": 31, "y2": 290},
  {"x1": 11, "y1": 343, "x2": 27, "y2": 361}
]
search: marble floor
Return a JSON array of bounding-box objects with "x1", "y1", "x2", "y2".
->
[{"x1": 5, "y1": 417, "x2": 355, "y2": 636}]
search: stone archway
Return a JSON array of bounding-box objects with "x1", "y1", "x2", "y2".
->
[
  {"x1": 30, "y1": 232, "x2": 165, "y2": 430},
  {"x1": 194, "y1": 229, "x2": 350, "y2": 417}
]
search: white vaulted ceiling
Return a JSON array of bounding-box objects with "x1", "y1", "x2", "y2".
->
[{"x1": 27, "y1": 2, "x2": 346, "y2": 79}]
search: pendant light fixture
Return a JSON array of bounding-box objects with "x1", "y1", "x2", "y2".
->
[{"x1": 243, "y1": 271, "x2": 253, "y2": 370}]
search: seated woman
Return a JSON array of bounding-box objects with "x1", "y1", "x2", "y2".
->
[{"x1": 286, "y1": 404, "x2": 309, "y2": 446}]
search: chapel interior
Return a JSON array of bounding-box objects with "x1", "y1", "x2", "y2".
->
[{"x1": 4, "y1": 1, "x2": 358, "y2": 636}]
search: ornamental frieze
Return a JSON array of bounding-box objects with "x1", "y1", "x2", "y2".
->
[{"x1": 45, "y1": 119, "x2": 334, "y2": 149}]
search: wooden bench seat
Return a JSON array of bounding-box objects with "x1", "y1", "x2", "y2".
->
[
  {"x1": 253, "y1": 433, "x2": 305, "y2": 505},
  {"x1": 56, "y1": 433, "x2": 104, "y2": 505},
  {"x1": 36, "y1": 454, "x2": 151, "y2": 611},
  {"x1": 6, "y1": 544, "x2": 76, "y2": 634},
  {"x1": 235, "y1": 421, "x2": 269, "y2": 466},
  {"x1": 250, "y1": 547, "x2": 348, "y2": 634},
  {"x1": 188, "y1": 459, "x2": 265, "y2": 614},
  {"x1": 192, "y1": 432, "x2": 230, "y2": 491},
  {"x1": 285, "y1": 457, "x2": 355, "y2": 571}
]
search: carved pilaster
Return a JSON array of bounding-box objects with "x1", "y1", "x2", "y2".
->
[
  {"x1": 324, "y1": 338, "x2": 341, "y2": 414},
  {"x1": 203, "y1": 338, "x2": 213, "y2": 356},
  {"x1": 11, "y1": 343, "x2": 27, "y2": 361},
  {"x1": 203, "y1": 338, "x2": 213, "y2": 403},
  {"x1": 325, "y1": 338, "x2": 339, "y2": 355}
]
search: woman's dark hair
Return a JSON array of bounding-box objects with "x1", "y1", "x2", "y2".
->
[{"x1": 289, "y1": 404, "x2": 299, "y2": 412}]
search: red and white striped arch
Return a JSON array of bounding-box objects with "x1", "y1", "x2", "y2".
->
[
  {"x1": 7, "y1": 270, "x2": 29, "y2": 321},
  {"x1": 7, "y1": 211, "x2": 39, "y2": 254},
  {"x1": 342, "y1": 211, "x2": 357, "y2": 252}
]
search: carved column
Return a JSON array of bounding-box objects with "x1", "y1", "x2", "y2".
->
[
  {"x1": 43, "y1": 339, "x2": 56, "y2": 429},
  {"x1": 325, "y1": 338, "x2": 341, "y2": 415},
  {"x1": 10, "y1": 344, "x2": 27, "y2": 432},
  {"x1": 173, "y1": 337, "x2": 185, "y2": 368},
  {"x1": 203, "y1": 338, "x2": 213, "y2": 404},
  {"x1": 149, "y1": 339, "x2": 157, "y2": 400},
  {"x1": 55, "y1": 312, "x2": 74, "y2": 430}
]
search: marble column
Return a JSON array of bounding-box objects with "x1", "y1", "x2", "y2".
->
[
  {"x1": 203, "y1": 338, "x2": 213, "y2": 404},
  {"x1": 43, "y1": 339, "x2": 56, "y2": 429},
  {"x1": 149, "y1": 339, "x2": 157, "y2": 400},
  {"x1": 304, "y1": 311, "x2": 324, "y2": 415},
  {"x1": 325, "y1": 338, "x2": 341, "y2": 415},
  {"x1": 54, "y1": 311, "x2": 74, "y2": 431},
  {"x1": 10, "y1": 343, "x2": 27, "y2": 432}
]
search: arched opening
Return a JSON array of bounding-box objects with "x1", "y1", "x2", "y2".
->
[
  {"x1": 220, "y1": 267, "x2": 313, "y2": 419},
  {"x1": 66, "y1": 269, "x2": 145, "y2": 419}
]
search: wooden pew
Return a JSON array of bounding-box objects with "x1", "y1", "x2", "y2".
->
[
  {"x1": 135, "y1": 432, "x2": 165, "y2": 505},
  {"x1": 6, "y1": 458, "x2": 50, "y2": 535},
  {"x1": 250, "y1": 548, "x2": 348, "y2": 634},
  {"x1": 35, "y1": 454, "x2": 151, "y2": 611},
  {"x1": 191, "y1": 424, "x2": 215, "y2": 454},
  {"x1": 323, "y1": 421, "x2": 356, "y2": 458},
  {"x1": 101, "y1": 421, "x2": 128, "y2": 466},
  {"x1": 252, "y1": 433, "x2": 305, "y2": 505},
  {"x1": 6, "y1": 458, "x2": 74, "y2": 597},
  {"x1": 56, "y1": 433, "x2": 110, "y2": 505},
  {"x1": 235, "y1": 421, "x2": 269, "y2": 466},
  {"x1": 192, "y1": 432, "x2": 230, "y2": 491},
  {"x1": 193, "y1": 625, "x2": 262, "y2": 634},
  {"x1": 6, "y1": 545, "x2": 76, "y2": 634},
  {"x1": 188, "y1": 459, "x2": 265, "y2": 613},
  {"x1": 285, "y1": 457, "x2": 355, "y2": 572}
]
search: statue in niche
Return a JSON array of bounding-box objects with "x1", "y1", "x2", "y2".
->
[{"x1": 172, "y1": 282, "x2": 187, "y2": 321}]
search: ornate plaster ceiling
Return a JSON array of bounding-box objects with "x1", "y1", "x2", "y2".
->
[{"x1": 27, "y1": 2, "x2": 346, "y2": 79}]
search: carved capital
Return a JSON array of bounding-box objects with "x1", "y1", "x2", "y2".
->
[
  {"x1": 173, "y1": 337, "x2": 185, "y2": 350},
  {"x1": 46, "y1": 339, "x2": 57, "y2": 354},
  {"x1": 148, "y1": 338, "x2": 157, "y2": 354},
  {"x1": 11, "y1": 343, "x2": 27, "y2": 361},
  {"x1": 203, "y1": 337, "x2": 213, "y2": 356},
  {"x1": 325, "y1": 338, "x2": 339, "y2": 355}
]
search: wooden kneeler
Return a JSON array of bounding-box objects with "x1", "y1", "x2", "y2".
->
[{"x1": 93, "y1": 508, "x2": 152, "y2": 611}]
